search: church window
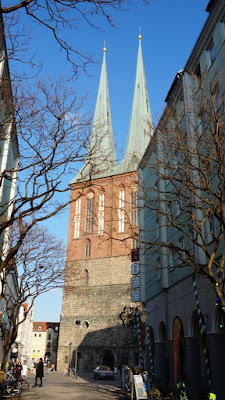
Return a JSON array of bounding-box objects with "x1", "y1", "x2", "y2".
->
[
  {"x1": 131, "y1": 188, "x2": 138, "y2": 226},
  {"x1": 98, "y1": 192, "x2": 104, "y2": 236},
  {"x1": 85, "y1": 240, "x2": 91, "y2": 257},
  {"x1": 118, "y1": 189, "x2": 125, "y2": 233},
  {"x1": 83, "y1": 269, "x2": 89, "y2": 285},
  {"x1": 86, "y1": 193, "x2": 94, "y2": 233},
  {"x1": 74, "y1": 197, "x2": 81, "y2": 239}
]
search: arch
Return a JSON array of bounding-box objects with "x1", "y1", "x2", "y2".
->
[
  {"x1": 172, "y1": 316, "x2": 185, "y2": 386},
  {"x1": 85, "y1": 240, "x2": 91, "y2": 257},
  {"x1": 81, "y1": 320, "x2": 90, "y2": 329},
  {"x1": 159, "y1": 321, "x2": 166, "y2": 343},
  {"x1": 100, "y1": 349, "x2": 115, "y2": 369},
  {"x1": 82, "y1": 269, "x2": 89, "y2": 286}
]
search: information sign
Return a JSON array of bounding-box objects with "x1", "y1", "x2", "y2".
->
[
  {"x1": 131, "y1": 263, "x2": 140, "y2": 275},
  {"x1": 133, "y1": 375, "x2": 150, "y2": 399},
  {"x1": 131, "y1": 289, "x2": 140, "y2": 302},
  {"x1": 131, "y1": 276, "x2": 140, "y2": 289}
]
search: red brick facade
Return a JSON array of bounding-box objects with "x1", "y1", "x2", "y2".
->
[{"x1": 57, "y1": 171, "x2": 139, "y2": 372}]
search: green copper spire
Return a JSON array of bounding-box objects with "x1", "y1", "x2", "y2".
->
[
  {"x1": 118, "y1": 30, "x2": 153, "y2": 174},
  {"x1": 71, "y1": 44, "x2": 116, "y2": 183}
]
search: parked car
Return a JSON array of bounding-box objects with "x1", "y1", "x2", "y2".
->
[{"x1": 93, "y1": 365, "x2": 114, "y2": 380}]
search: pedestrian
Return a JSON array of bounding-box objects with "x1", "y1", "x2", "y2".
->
[
  {"x1": 47, "y1": 360, "x2": 51, "y2": 375},
  {"x1": 35, "y1": 358, "x2": 44, "y2": 387},
  {"x1": 15, "y1": 361, "x2": 23, "y2": 382}
]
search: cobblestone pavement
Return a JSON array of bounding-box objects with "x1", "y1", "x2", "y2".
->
[{"x1": 21, "y1": 371, "x2": 128, "y2": 400}]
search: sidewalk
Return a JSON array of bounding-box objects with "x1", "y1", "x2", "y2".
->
[{"x1": 21, "y1": 371, "x2": 128, "y2": 400}]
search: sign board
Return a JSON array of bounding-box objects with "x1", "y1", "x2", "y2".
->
[
  {"x1": 131, "y1": 289, "x2": 140, "y2": 302},
  {"x1": 131, "y1": 248, "x2": 139, "y2": 262},
  {"x1": 131, "y1": 263, "x2": 140, "y2": 275},
  {"x1": 133, "y1": 375, "x2": 151, "y2": 399},
  {"x1": 131, "y1": 276, "x2": 140, "y2": 289}
]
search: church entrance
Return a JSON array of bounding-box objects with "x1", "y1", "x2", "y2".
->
[{"x1": 101, "y1": 350, "x2": 114, "y2": 369}]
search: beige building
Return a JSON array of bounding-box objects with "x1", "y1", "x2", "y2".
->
[{"x1": 30, "y1": 322, "x2": 47, "y2": 363}]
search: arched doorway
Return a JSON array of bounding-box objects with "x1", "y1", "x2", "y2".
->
[
  {"x1": 101, "y1": 349, "x2": 114, "y2": 369},
  {"x1": 189, "y1": 309, "x2": 208, "y2": 398}
]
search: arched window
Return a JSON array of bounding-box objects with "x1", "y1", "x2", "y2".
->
[
  {"x1": 131, "y1": 187, "x2": 138, "y2": 226},
  {"x1": 74, "y1": 197, "x2": 81, "y2": 239},
  {"x1": 83, "y1": 269, "x2": 89, "y2": 286},
  {"x1": 159, "y1": 321, "x2": 166, "y2": 343},
  {"x1": 85, "y1": 240, "x2": 91, "y2": 258},
  {"x1": 118, "y1": 189, "x2": 125, "y2": 233},
  {"x1": 86, "y1": 192, "x2": 94, "y2": 233},
  {"x1": 98, "y1": 192, "x2": 104, "y2": 236}
]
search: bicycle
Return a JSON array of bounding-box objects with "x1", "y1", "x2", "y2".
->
[
  {"x1": 18, "y1": 375, "x2": 29, "y2": 391},
  {"x1": 1, "y1": 371, "x2": 22, "y2": 399}
]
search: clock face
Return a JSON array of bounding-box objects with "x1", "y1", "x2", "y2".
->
[{"x1": 87, "y1": 192, "x2": 94, "y2": 199}]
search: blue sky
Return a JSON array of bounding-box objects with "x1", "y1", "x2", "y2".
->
[{"x1": 30, "y1": 0, "x2": 209, "y2": 321}]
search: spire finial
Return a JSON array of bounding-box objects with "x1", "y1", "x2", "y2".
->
[
  {"x1": 103, "y1": 40, "x2": 106, "y2": 53},
  {"x1": 138, "y1": 27, "x2": 142, "y2": 40}
]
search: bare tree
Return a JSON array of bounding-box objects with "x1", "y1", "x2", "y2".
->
[
  {"x1": 0, "y1": 224, "x2": 65, "y2": 371},
  {"x1": 0, "y1": 0, "x2": 149, "y2": 75},
  {"x1": 140, "y1": 71, "x2": 225, "y2": 306}
]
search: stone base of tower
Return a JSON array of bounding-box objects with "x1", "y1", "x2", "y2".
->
[
  {"x1": 57, "y1": 319, "x2": 139, "y2": 373},
  {"x1": 57, "y1": 256, "x2": 140, "y2": 373}
]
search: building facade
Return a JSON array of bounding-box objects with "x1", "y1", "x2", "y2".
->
[
  {"x1": 0, "y1": 10, "x2": 19, "y2": 364},
  {"x1": 139, "y1": 1, "x2": 225, "y2": 399},
  {"x1": 15, "y1": 303, "x2": 33, "y2": 363},
  {"x1": 30, "y1": 322, "x2": 60, "y2": 365},
  {"x1": 57, "y1": 35, "x2": 154, "y2": 372}
]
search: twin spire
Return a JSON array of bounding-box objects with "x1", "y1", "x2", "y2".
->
[{"x1": 72, "y1": 30, "x2": 153, "y2": 183}]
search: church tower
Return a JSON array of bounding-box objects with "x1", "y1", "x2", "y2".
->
[{"x1": 57, "y1": 33, "x2": 153, "y2": 372}]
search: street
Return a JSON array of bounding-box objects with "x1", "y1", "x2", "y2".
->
[{"x1": 21, "y1": 371, "x2": 128, "y2": 400}]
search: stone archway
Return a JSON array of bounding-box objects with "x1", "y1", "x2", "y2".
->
[{"x1": 100, "y1": 349, "x2": 115, "y2": 369}]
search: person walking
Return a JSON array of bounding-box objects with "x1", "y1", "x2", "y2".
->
[{"x1": 35, "y1": 358, "x2": 44, "y2": 387}]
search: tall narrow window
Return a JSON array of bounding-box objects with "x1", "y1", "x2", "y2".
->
[
  {"x1": 74, "y1": 198, "x2": 81, "y2": 239},
  {"x1": 83, "y1": 269, "x2": 89, "y2": 285},
  {"x1": 86, "y1": 193, "x2": 94, "y2": 233},
  {"x1": 208, "y1": 40, "x2": 216, "y2": 65},
  {"x1": 98, "y1": 192, "x2": 104, "y2": 236},
  {"x1": 118, "y1": 189, "x2": 125, "y2": 233},
  {"x1": 131, "y1": 188, "x2": 138, "y2": 226},
  {"x1": 85, "y1": 240, "x2": 91, "y2": 257},
  {"x1": 132, "y1": 234, "x2": 139, "y2": 250}
]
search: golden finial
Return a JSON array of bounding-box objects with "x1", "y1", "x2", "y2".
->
[
  {"x1": 138, "y1": 27, "x2": 142, "y2": 40},
  {"x1": 103, "y1": 40, "x2": 106, "y2": 53}
]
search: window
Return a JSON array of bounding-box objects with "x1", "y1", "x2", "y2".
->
[
  {"x1": 74, "y1": 198, "x2": 81, "y2": 239},
  {"x1": 195, "y1": 63, "x2": 201, "y2": 79},
  {"x1": 179, "y1": 237, "x2": 186, "y2": 260},
  {"x1": 83, "y1": 269, "x2": 89, "y2": 286},
  {"x1": 38, "y1": 326, "x2": 41, "y2": 331},
  {"x1": 118, "y1": 190, "x2": 125, "y2": 233},
  {"x1": 208, "y1": 40, "x2": 216, "y2": 65},
  {"x1": 98, "y1": 193, "x2": 104, "y2": 236},
  {"x1": 39, "y1": 333, "x2": 41, "y2": 337},
  {"x1": 85, "y1": 240, "x2": 91, "y2": 257},
  {"x1": 132, "y1": 234, "x2": 139, "y2": 249},
  {"x1": 48, "y1": 334, "x2": 51, "y2": 340},
  {"x1": 213, "y1": 215, "x2": 218, "y2": 237},
  {"x1": 168, "y1": 249, "x2": 174, "y2": 270},
  {"x1": 34, "y1": 333, "x2": 37, "y2": 337},
  {"x1": 131, "y1": 188, "x2": 138, "y2": 226},
  {"x1": 55, "y1": 327, "x2": 58, "y2": 331},
  {"x1": 86, "y1": 193, "x2": 94, "y2": 233}
]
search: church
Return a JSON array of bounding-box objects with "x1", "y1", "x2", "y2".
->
[{"x1": 57, "y1": 32, "x2": 153, "y2": 373}]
